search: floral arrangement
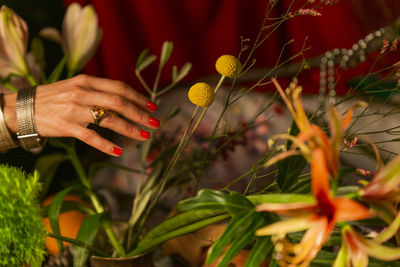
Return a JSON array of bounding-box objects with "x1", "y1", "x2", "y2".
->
[{"x1": 2, "y1": 1, "x2": 400, "y2": 267}]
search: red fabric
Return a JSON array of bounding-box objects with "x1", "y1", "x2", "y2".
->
[{"x1": 63, "y1": 0, "x2": 400, "y2": 94}]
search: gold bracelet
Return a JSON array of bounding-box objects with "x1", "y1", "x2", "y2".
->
[{"x1": 0, "y1": 93, "x2": 17, "y2": 152}]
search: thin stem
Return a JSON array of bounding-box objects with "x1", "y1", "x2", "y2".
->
[
  {"x1": 47, "y1": 232, "x2": 108, "y2": 257},
  {"x1": 153, "y1": 63, "x2": 164, "y2": 94},
  {"x1": 130, "y1": 106, "x2": 200, "y2": 247},
  {"x1": 67, "y1": 147, "x2": 126, "y2": 257},
  {"x1": 156, "y1": 82, "x2": 177, "y2": 97},
  {"x1": 135, "y1": 70, "x2": 152, "y2": 95},
  {"x1": 26, "y1": 73, "x2": 37, "y2": 86}
]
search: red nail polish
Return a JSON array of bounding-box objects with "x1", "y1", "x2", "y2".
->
[
  {"x1": 147, "y1": 101, "x2": 158, "y2": 111},
  {"x1": 149, "y1": 117, "x2": 160, "y2": 128},
  {"x1": 140, "y1": 130, "x2": 150, "y2": 139},
  {"x1": 112, "y1": 147, "x2": 122, "y2": 156}
]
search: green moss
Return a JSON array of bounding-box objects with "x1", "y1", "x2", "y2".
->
[{"x1": 0, "y1": 165, "x2": 46, "y2": 267}]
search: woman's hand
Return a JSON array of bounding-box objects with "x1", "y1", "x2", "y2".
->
[{"x1": 3, "y1": 74, "x2": 160, "y2": 156}]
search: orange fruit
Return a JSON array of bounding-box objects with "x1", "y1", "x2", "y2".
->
[{"x1": 42, "y1": 194, "x2": 87, "y2": 255}]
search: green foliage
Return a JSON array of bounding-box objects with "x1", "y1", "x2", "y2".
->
[
  {"x1": 47, "y1": 185, "x2": 83, "y2": 253},
  {"x1": 73, "y1": 213, "x2": 105, "y2": 267},
  {"x1": 128, "y1": 210, "x2": 229, "y2": 257},
  {"x1": 0, "y1": 165, "x2": 46, "y2": 267},
  {"x1": 178, "y1": 189, "x2": 277, "y2": 267}
]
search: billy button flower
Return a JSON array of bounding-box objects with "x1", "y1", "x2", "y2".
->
[
  {"x1": 149, "y1": 56, "x2": 236, "y2": 231},
  {"x1": 215, "y1": 55, "x2": 241, "y2": 78},
  {"x1": 188, "y1": 82, "x2": 215, "y2": 108}
]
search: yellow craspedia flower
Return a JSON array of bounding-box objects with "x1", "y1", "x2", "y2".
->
[
  {"x1": 188, "y1": 82, "x2": 215, "y2": 107},
  {"x1": 215, "y1": 55, "x2": 241, "y2": 78}
]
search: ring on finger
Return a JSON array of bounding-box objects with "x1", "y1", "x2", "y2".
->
[{"x1": 91, "y1": 106, "x2": 108, "y2": 125}]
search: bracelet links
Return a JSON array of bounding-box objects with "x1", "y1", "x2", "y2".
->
[{"x1": 16, "y1": 86, "x2": 46, "y2": 153}]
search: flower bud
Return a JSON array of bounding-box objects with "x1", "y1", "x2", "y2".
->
[
  {"x1": 62, "y1": 3, "x2": 101, "y2": 74},
  {"x1": 0, "y1": 6, "x2": 29, "y2": 78},
  {"x1": 215, "y1": 55, "x2": 241, "y2": 78},
  {"x1": 188, "y1": 82, "x2": 215, "y2": 107}
]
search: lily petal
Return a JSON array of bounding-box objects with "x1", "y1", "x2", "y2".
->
[
  {"x1": 333, "y1": 197, "x2": 372, "y2": 222},
  {"x1": 291, "y1": 217, "x2": 329, "y2": 265},
  {"x1": 39, "y1": 27, "x2": 62, "y2": 44},
  {"x1": 264, "y1": 150, "x2": 303, "y2": 169},
  {"x1": 348, "y1": 227, "x2": 400, "y2": 262},
  {"x1": 374, "y1": 211, "x2": 400, "y2": 243},
  {"x1": 255, "y1": 214, "x2": 314, "y2": 236},
  {"x1": 311, "y1": 148, "x2": 330, "y2": 202},
  {"x1": 342, "y1": 101, "x2": 367, "y2": 129},
  {"x1": 256, "y1": 202, "x2": 316, "y2": 217}
]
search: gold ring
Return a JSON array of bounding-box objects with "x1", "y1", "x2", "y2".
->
[{"x1": 91, "y1": 106, "x2": 107, "y2": 125}]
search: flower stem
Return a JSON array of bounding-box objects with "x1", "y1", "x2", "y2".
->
[
  {"x1": 67, "y1": 147, "x2": 126, "y2": 257},
  {"x1": 135, "y1": 70, "x2": 152, "y2": 96},
  {"x1": 130, "y1": 106, "x2": 200, "y2": 247},
  {"x1": 26, "y1": 73, "x2": 37, "y2": 86}
]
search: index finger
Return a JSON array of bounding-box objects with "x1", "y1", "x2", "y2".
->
[{"x1": 72, "y1": 74, "x2": 157, "y2": 112}]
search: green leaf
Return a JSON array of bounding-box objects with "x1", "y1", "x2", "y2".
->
[
  {"x1": 172, "y1": 65, "x2": 178, "y2": 82},
  {"x1": 73, "y1": 213, "x2": 104, "y2": 267},
  {"x1": 176, "y1": 62, "x2": 192, "y2": 82},
  {"x1": 128, "y1": 213, "x2": 230, "y2": 257},
  {"x1": 178, "y1": 189, "x2": 254, "y2": 215},
  {"x1": 286, "y1": 176, "x2": 311, "y2": 194},
  {"x1": 140, "y1": 209, "x2": 224, "y2": 245},
  {"x1": 88, "y1": 161, "x2": 141, "y2": 180},
  {"x1": 160, "y1": 41, "x2": 173, "y2": 68},
  {"x1": 31, "y1": 37, "x2": 45, "y2": 71},
  {"x1": 216, "y1": 220, "x2": 264, "y2": 267},
  {"x1": 246, "y1": 193, "x2": 315, "y2": 205},
  {"x1": 47, "y1": 55, "x2": 67, "y2": 84},
  {"x1": 207, "y1": 211, "x2": 254, "y2": 263},
  {"x1": 136, "y1": 49, "x2": 149, "y2": 69},
  {"x1": 136, "y1": 54, "x2": 157, "y2": 72},
  {"x1": 34, "y1": 152, "x2": 68, "y2": 201},
  {"x1": 47, "y1": 232, "x2": 107, "y2": 257},
  {"x1": 244, "y1": 236, "x2": 272, "y2": 267},
  {"x1": 41, "y1": 200, "x2": 95, "y2": 217},
  {"x1": 48, "y1": 185, "x2": 83, "y2": 253},
  {"x1": 276, "y1": 121, "x2": 307, "y2": 192},
  {"x1": 128, "y1": 163, "x2": 163, "y2": 228}
]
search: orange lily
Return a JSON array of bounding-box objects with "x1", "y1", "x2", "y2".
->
[
  {"x1": 334, "y1": 225, "x2": 400, "y2": 267},
  {"x1": 256, "y1": 148, "x2": 372, "y2": 266},
  {"x1": 269, "y1": 78, "x2": 365, "y2": 179},
  {"x1": 360, "y1": 155, "x2": 400, "y2": 203}
]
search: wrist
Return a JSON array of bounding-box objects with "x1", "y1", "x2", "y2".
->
[{"x1": 3, "y1": 93, "x2": 18, "y2": 133}]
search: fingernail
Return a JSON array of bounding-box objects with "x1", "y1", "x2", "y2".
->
[
  {"x1": 147, "y1": 101, "x2": 158, "y2": 111},
  {"x1": 149, "y1": 117, "x2": 160, "y2": 128},
  {"x1": 112, "y1": 147, "x2": 123, "y2": 156},
  {"x1": 140, "y1": 130, "x2": 150, "y2": 139}
]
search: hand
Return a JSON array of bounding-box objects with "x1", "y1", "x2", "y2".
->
[{"x1": 3, "y1": 75, "x2": 160, "y2": 156}]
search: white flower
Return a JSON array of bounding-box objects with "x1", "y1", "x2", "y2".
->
[
  {"x1": 0, "y1": 6, "x2": 29, "y2": 78},
  {"x1": 40, "y1": 3, "x2": 101, "y2": 74}
]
